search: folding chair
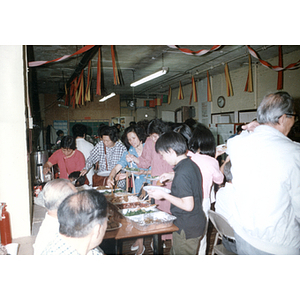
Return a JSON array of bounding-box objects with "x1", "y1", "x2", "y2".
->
[{"x1": 208, "y1": 210, "x2": 237, "y2": 255}]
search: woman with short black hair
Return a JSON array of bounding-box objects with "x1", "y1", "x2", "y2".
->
[
  {"x1": 81, "y1": 126, "x2": 127, "y2": 188},
  {"x1": 43, "y1": 135, "x2": 85, "y2": 180}
]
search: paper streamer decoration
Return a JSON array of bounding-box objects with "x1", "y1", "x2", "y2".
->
[
  {"x1": 168, "y1": 86, "x2": 172, "y2": 104},
  {"x1": 28, "y1": 45, "x2": 95, "y2": 67},
  {"x1": 207, "y1": 71, "x2": 212, "y2": 102},
  {"x1": 85, "y1": 60, "x2": 91, "y2": 101},
  {"x1": 96, "y1": 48, "x2": 101, "y2": 95},
  {"x1": 168, "y1": 45, "x2": 221, "y2": 56},
  {"x1": 244, "y1": 54, "x2": 253, "y2": 92},
  {"x1": 111, "y1": 45, "x2": 120, "y2": 85},
  {"x1": 192, "y1": 76, "x2": 197, "y2": 102},
  {"x1": 224, "y1": 63, "x2": 233, "y2": 96},
  {"x1": 178, "y1": 81, "x2": 184, "y2": 99},
  {"x1": 246, "y1": 45, "x2": 300, "y2": 71}
]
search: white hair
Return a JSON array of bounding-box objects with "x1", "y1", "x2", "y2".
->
[{"x1": 43, "y1": 179, "x2": 77, "y2": 211}]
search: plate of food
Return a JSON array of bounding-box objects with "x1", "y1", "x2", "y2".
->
[
  {"x1": 106, "y1": 216, "x2": 122, "y2": 231},
  {"x1": 216, "y1": 144, "x2": 227, "y2": 151},
  {"x1": 124, "y1": 167, "x2": 140, "y2": 174},
  {"x1": 143, "y1": 185, "x2": 171, "y2": 194},
  {"x1": 120, "y1": 205, "x2": 157, "y2": 217},
  {"x1": 146, "y1": 175, "x2": 159, "y2": 181}
]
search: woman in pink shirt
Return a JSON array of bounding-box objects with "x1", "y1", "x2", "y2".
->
[
  {"x1": 127, "y1": 119, "x2": 173, "y2": 244},
  {"x1": 43, "y1": 136, "x2": 85, "y2": 180},
  {"x1": 127, "y1": 119, "x2": 173, "y2": 213}
]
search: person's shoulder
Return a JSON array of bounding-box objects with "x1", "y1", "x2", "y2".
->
[
  {"x1": 117, "y1": 141, "x2": 127, "y2": 149},
  {"x1": 75, "y1": 149, "x2": 85, "y2": 157}
]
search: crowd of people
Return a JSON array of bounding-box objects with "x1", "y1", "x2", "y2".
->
[{"x1": 39, "y1": 91, "x2": 300, "y2": 255}]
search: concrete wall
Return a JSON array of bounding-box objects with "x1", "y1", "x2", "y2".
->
[{"x1": 0, "y1": 46, "x2": 31, "y2": 239}]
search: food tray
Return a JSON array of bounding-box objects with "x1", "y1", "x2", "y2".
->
[
  {"x1": 115, "y1": 202, "x2": 151, "y2": 210},
  {"x1": 110, "y1": 194, "x2": 140, "y2": 204},
  {"x1": 119, "y1": 206, "x2": 159, "y2": 217},
  {"x1": 126, "y1": 211, "x2": 176, "y2": 231}
]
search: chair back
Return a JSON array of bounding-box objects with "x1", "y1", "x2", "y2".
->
[{"x1": 208, "y1": 210, "x2": 234, "y2": 238}]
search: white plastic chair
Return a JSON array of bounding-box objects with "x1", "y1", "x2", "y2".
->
[{"x1": 208, "y1": 210, "x2": 237, "y2": 255}]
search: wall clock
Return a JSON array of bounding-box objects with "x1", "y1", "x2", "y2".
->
[{"x1": 217, "y1": 96, "x2": 225, "y2": 108}]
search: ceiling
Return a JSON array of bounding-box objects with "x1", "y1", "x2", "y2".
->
[{"x1": 28, "y1": 45, "x2": 300, "y2": 103}]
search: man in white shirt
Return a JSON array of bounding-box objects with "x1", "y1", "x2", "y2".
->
[
  {"x1": 33, "y1": 179, "x2": 77, "y2": 255},
  {"x1": 227, "y1": 91, "x2": 300, "y2": 255},
  {"x1": 72, "y1": 123, "x2": 94, "y2": 185}
]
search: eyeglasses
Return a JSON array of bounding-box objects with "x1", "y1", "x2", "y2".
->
[{"x1": 286, "y1": 113, "x2": 298, "y2": 122}]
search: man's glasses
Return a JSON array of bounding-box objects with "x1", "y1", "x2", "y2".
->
[{"x1": 286, "y1": 113, "x2": 298, "y2": 122}]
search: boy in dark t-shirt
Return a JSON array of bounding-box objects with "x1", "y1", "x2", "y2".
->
[{"x1": 147, "y1": 131, "x2": 206, "y2": 254}]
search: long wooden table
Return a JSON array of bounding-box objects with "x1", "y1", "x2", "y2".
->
[{"x1": 103, "y1": 211, "x2": 178, "y2": 255}]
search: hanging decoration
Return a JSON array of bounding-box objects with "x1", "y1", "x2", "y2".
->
[
  {"x1": 64, "y1": 83, "x2": 69, "y2": 106},
  {"x1": 85, "y1": 60, "x2": 91, "y2": 102},
  {"x1": 28, "y1": 45, "x2": 95, "y2": 67},
  {"x1": 96, "y1": 48, "x2": 101, "y2": 95},
  {"x1": 162, "y1": 94, "x2": 168, "y2": 103},
  {"x1": 69, "y1": 80, "x2": 75, "y2": 108},
  {"x1": 224, "y1": 63, "x2": 233, "y2": 97},
  {"x1": 155, "y1": 97, "x2": 162, "y2": 106},
  {"x1": 192, "y1": 76, "x2": 197, "y2": 102},
  {"x1": 244, "y1": 54, "x2": 253, "y2": 92},
  {"x1": 189, "y1": 89, "x2": 193, "y2": 105},
  {"x1": 246, "y1": 45, "x2": 300, "y2": 71},
  {"x1": 149, "y1": 100, "x2": 156, "y2": 107},
  {"x1": 74, "y1": 70, "x2": 84, "y2": 106},
  {"x1": 168, "y1": 86, "x2": 172, "y2": 104},
  {"x1": 111, "y1": 45, "x2": 120, "y2": 85},
  {"x1": 168, "y1": 45, "x2": 221, "y2": 56},
  {"x1": 207, "y1": 71, "x2": 212, "y2": 102},
  {"x1": 79, "y1": 70, "x2": 85, "y2": 105},
  {"x1": 277, "y1": 46, "x2": 283, "y2": 90},
  {"x1": 178, "y1": 81, "x2": 184, "y2": 99}
]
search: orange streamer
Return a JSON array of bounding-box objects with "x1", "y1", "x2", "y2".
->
[
  {"x1": 244, "y1": 54, "x2": 253, "y2": 92},
  {"x1": 207, "y1": 71, "x2": 212, "y2": 102},
  {"x1": 224, "y1": 63, "x2": 233, "y2": 96},
  {"x1": 178, "y1": 81, "x2": 184, "y2": 99},
  {"x1": 96, "y1": 48, "x2": 101, "y2": 95}
]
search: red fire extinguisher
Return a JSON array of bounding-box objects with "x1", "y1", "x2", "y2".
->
[{"x1": 0, "y1": 203, "x2": 12, "y2": 245}]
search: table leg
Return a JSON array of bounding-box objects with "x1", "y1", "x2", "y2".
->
[{"x1": 153, "y1": 234, "x2": 163, "y2": 255}]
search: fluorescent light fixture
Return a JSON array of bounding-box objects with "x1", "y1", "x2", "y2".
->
[
  {"x1": 130, "y1": 67, "x2": 168, "y2": 87},
  {"x1": 99, "y1": 92, "x2": 116, "y2": 102}
]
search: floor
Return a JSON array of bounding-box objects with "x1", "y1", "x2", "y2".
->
[{"x1": 11, "y1": 204, "x2": 217, "y2": 255}]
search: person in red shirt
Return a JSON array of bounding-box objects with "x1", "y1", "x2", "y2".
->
[{"x1": 43, "y1": 135, "x2": 85, "y2": 180}]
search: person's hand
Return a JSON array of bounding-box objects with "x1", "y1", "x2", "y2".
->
[
  {"x1": 80, "y1": 169, "x2": 88, "y2": 177},
  {"x1": 215, "y1": 146, "x2": 226, "y2": 158},
  {"x1": 158, "y1": 172, "x2": 174, "y2": 184},
  {"x1": 242, "y1": 120, "x2": 260, "y2": 132},
  {"x1": 147, "y1": 188, "x2": 167, "y2": 200},
  {"x1": 126, "y1": 154, "x2": 135, "y2": 162},
  {"x1": 106, "y1": 177, "x2": 114, "y2": 188},
  {"x1": 43, "y1": 166, "x2": 50, "y2": 175}
]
